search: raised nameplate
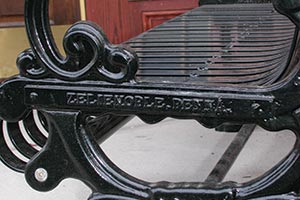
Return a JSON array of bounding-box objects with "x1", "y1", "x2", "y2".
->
[{"x1": 66, "y1": 92, "x2": 221, "y2": 113}]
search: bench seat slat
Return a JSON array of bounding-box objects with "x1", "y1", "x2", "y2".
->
[{"x1": 127, "y1": 3, "x2": 296, "y2": 86}]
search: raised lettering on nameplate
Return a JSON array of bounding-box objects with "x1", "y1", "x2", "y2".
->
[
  {"x1": 24, "y1": 86, "x2": 235, "y2": 115},
  {"x1": 66, "y1": 92, "x2": 217, "y2": 113}
]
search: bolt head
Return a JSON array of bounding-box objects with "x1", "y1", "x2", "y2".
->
[
  {"x1": 34, "y1": 168, "x2": 48, "y2": 182},
  {"x1": 30, "y1": 92, "x2": 38, "y2": 101}
]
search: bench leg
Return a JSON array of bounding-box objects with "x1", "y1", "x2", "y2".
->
[{"x1": 19, "y1": 109, "x2": 300, "y2": 199}]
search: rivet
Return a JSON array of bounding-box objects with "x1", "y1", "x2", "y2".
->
[
  {"x1": 30, "y1": 92, "x2": 38, "y2": 101},
  {"x1": 34, "y1": 168, "x2": 48, "y2": 182}
]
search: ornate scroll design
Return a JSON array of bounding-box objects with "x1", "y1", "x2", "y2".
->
[{"x1": 17, "y1": 0, "x2": 138, "y2": 83}]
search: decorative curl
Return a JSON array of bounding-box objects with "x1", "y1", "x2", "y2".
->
[
  {"x1": 22, "y1": 0, "x2": 139, "y2": 83},
  {"x1": 61, "y1": 22, "x2": 106, "y2": 80},
  {"x1": 100, "y1": 44, "x2": 139, "y2": 82},
  {"x1": 17, "y1": 49, "x2": 47, "y2": 79},
  {"x1": 62, "y1": 22, "x2": 138, "y2": 82}
]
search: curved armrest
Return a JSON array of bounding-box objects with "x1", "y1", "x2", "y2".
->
[{"x1": 273, "y1": 0, "x2": 300, "y2": 27}]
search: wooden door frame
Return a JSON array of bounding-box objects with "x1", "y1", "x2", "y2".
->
[{"x1": 80, "y1": 0, "x2": 87, "y2": 20}]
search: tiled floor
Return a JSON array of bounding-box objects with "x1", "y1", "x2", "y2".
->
[{"x1": 0, "y1": 118, "x2": 296, "y2": 199}]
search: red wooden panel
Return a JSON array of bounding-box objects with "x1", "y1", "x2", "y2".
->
[
  {"x1": 86, "y1": 0, "x2": 199, "y2": 44},
  {"x1": 52, "y1": 0, "x2": 81, "y2": 25},
  {"x1": 0, "y1": 0, "x2": 81, "y2": 27},
  {"x1": 0, "y1": 0, "x2": 24, "y2": 26},
  {"x1": 0, "y1": 0, "x2": 23, "y2": 16},
  {"x1": 142, "y1": 10, "x2": 189, "y2": 31}
]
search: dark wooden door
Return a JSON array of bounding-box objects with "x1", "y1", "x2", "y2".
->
[
  {"x1": 86, "y1": 0, "x2": 199, "y2": 44},
  {"x1": 0, "y1": 0, "x2": 81, "y2": 27},
  {"x1": 0, "y1": 0, "x2": 82, "y2": 78}
]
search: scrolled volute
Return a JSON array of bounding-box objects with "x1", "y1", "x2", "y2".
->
[{"x1": 19, "y1": 0, "x2": 139, "y2": 83}]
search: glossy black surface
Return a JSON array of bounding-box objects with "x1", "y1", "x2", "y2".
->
[
  {"x1": 1, "y1": 0, "x2": 300, "y2": 199},
  {"x1": 18, "y1": 4, "x2": 138, "y2": 83}
]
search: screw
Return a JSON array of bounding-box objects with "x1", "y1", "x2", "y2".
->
[
  {"x1": 34, "y1": 168, "x2": 48, "y2": 182},
  {"x1": 30, "y1": 92, "x2": 38, "y2": 102}
]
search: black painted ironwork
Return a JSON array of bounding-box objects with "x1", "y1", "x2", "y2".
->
[
  {"x1": 205, "y1": 124, "x2": 256, "y2": 183},
  {"x1": 1, "y1": 0, "x2": 300, "y2": 199}
]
